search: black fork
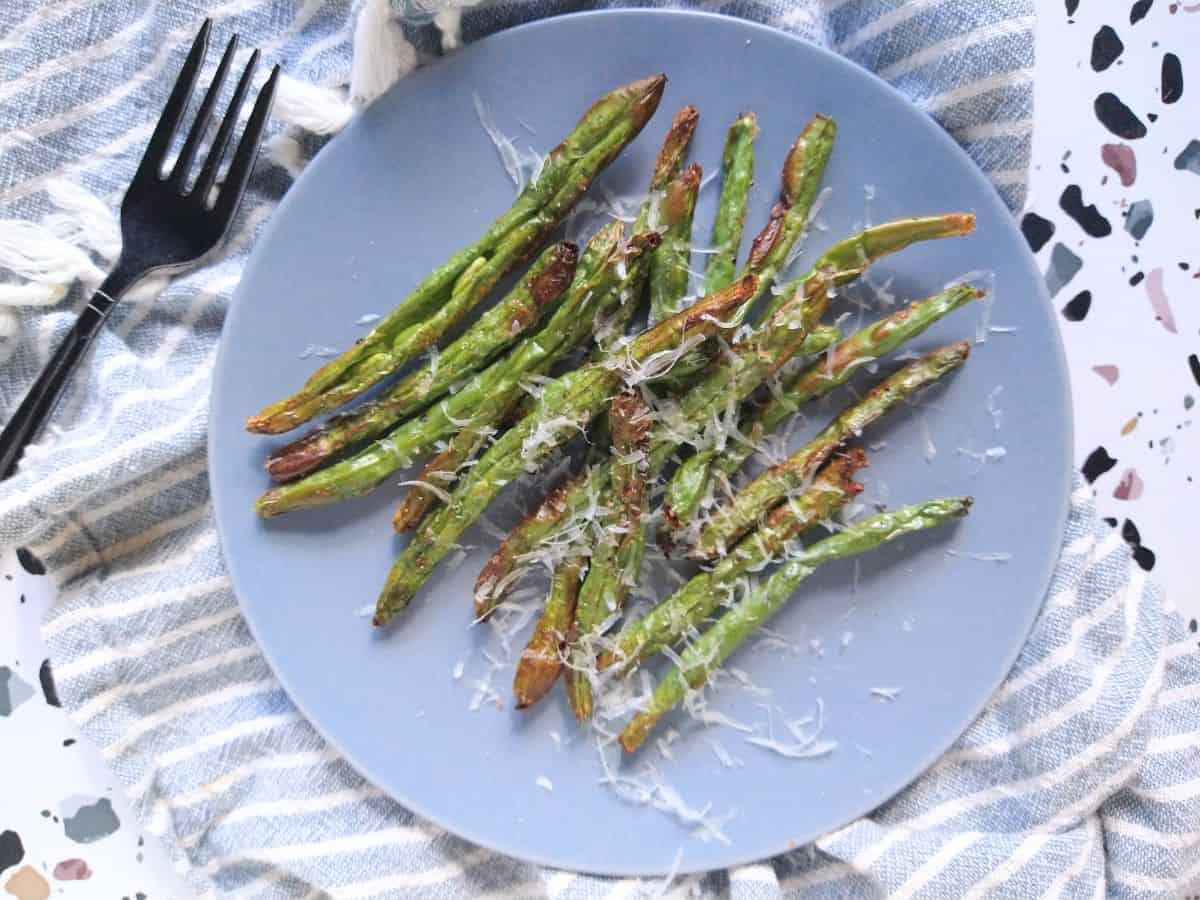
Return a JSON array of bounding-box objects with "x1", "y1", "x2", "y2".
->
[{"x1": 0, "y1": 20, "x2": 280, "y2": 479}]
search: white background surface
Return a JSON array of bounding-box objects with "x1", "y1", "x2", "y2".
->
[{"x1": 1, "y1": 6, "x2": 1197, "y2": 897}]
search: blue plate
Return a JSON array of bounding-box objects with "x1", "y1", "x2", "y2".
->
[{"x1": 210, "y1": 10, "x2": 1071, "y2": 876}]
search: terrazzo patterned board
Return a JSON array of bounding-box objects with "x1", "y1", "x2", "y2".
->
[
  {"x1": 0, "y1": 548, "x2": 187, "y2": 898},
  {"x1": 1, "y1": 4, "x2": 1198, "y2": 898},
  {"x1": 1024, "y1": 0, "x2": 1198, "y2": 616}
]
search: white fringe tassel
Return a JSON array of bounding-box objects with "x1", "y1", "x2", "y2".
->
[
  {"x1": 435, "y1": 7, "x2": 464, "y2": 52},
  {"x1": 0, "y1": 179, "x2": 120, "y2": 309},
  {"x1": 268, "y1": 75, "x2": 357, "y2": 177},
  {"x1": 266, "y1": 0, "x2": 424, "y2": 176},
  {"x1": 273, "y1": 75, "x2": 355, "y2": 135},
  {"x1": 350, "y1": 0, "x2": 418, "y2": 107},
  {"x1": 265, "y1": 131, "x2": 308, "y2": 178}
]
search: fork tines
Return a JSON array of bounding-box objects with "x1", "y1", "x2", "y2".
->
[{"x1": 135, "y1": 19, "x2": 280, "y2": 209}]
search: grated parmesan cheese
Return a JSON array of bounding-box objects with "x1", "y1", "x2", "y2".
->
[
  {"x1": 920, "y1": 415, "x2": 937, "y2": 463},
  {"x1": 467, "y1": 657, "x2": 504, "y2": 711},
  {"x1": 745, "y1": 698, "x2": 838, "y2": 759},
  {"x1": 987, "y1": 385, "x2": 1004, "y2": 431},
  {"x1": 446, "y1": 547, "x2": 469, "y2": 571},
  {"x1": 957, "y1": 444, "x2": 1007, "y2": 470},
  {"x1": 860, "y1": 269, "x2": 896, "y2": 309},
  {"x1": 597, "y1": 183, "x2": 645, "y2": 223},
  {"x1": 610, "y1": 334, "x2": 707, "y2": 385},
  {"x1": 594, "y1": 740, "x2": 735, "y2": 844},
  {"x1": 681, "y1": 696, "x2": 756, "y2": 734},
  {"x1": 706, "y1": 737, "x2": 744, "y2": 769},
  {"x1": 298, "y1": 344, "x2": 339, "y2": 359},
  {"x1": 946, "y1": 549, "x2": 1012, "y2": 563},
  {"x1": 472, "y1": 92, "x2": 543, "y2": 191},
  {"x1": 754, "y1": 625, "x2": 803, "y2": 657},
  {"x1": 395, "y1": 479, "x2": 453, "y2": 504},
  {"x1": 440, "y1": 402, "x2": 475, "y2": 428},
  {"x1": 468, "y1": 677, "x2": 503, "y2": 711},
  {"x1": 974, "y1": 291, "x2": 995, "y2": 343},
  {"x1": 535, "y1": 775, "x2": 554, "y2": 792}
]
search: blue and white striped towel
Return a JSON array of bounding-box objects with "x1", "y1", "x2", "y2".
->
[{"x1": 2, "y1": 1, "x2": 1198, "y2": 897}]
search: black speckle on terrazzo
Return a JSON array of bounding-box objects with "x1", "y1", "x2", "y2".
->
[
  {"x1": 1122, "y1": 519, "x2": 1141, "y2": 544},
  {"x1": 1120, "y1": 518, "x2": 1157, "y2": 570},
  {"x1": 1131, "y1": 0, "x2": 1154, "y2": 23},
  {"x1": 1129, "y1": 271, "x2": 1145, "y2": 286},
  {"x1": 1066, "y1": 0, "x2": 1080, "y2": 15},
  {"x1": 1021, "y1": 211, "x2": 1055, "y2": 252},
  {"x1": 1125, "y1": 199, "x2": 1155, "y2": 239},
  {"x1": 1161, "y1": 53, "x2": 1183, "y2": 102},
  {"x1": 1062, "y1": 289, "x2": 1092, "y2": 321},
  {"x1": 1083, "y1": 446, "x2": 1118, "y2": 483},
  {"x1": 1091, "y1": 25, "x2": 1124, "y2": 71},
  {"x1": 1060, "y1": 184, "x2": 1113, "y2": 236},
  {"x1": 38, "y1": 658, "x2": 60, "y2": 708},
  {"x1": 1132, "y1": 545, "x2": 1156, "y2": 570},
  {"x1": 1190, "y1": 619, "x2": 1198, "y2": 633},
  {"x1": 1095, "y1": 92, "x2": 1148, "y2": 138},
  {"x1": 15, "y1": 547, "x2": 45, "y2": 576},
  {"x1": 62, "y1": 738, "x2": 76, "y2": 747},
  {"x1": 1188, "y1": 353, "x2": 1200, "y2": 386},
  {"x1": 0, "y1": 831, "x2": 23, "y2": 877}
]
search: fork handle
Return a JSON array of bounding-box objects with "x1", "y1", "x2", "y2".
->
[{"x1": 0, "y1": 264, "x2": 141, "y2": 481}]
